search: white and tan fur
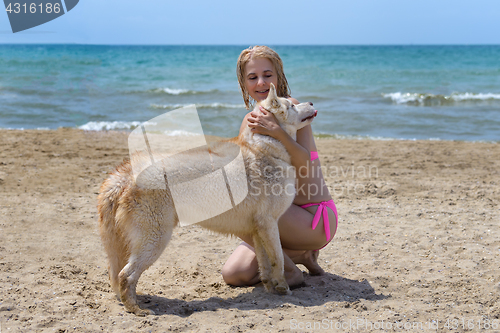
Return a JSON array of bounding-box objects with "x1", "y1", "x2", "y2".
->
[{"x1": 97, "y1": 84, "x2": 317, "y2": 316}]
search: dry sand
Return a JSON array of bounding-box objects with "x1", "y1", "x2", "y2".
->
[{"x1": 0, "y1": 128, "x2": 499, "y2": 332}]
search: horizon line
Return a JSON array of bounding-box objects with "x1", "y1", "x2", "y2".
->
[{"x1": 1, "y1": 42, "x2": 500, "y2": 47}]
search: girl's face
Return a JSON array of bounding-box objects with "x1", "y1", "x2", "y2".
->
[{"x1": 244, "y1": 57, "x2": 279, "y2": 102}]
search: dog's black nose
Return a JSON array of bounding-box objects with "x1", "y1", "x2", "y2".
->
[{"x1": 308, "y1": 102, "x2": 313, "y2": 106}]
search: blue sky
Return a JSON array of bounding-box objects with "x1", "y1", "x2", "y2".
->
[{"x1": 1, "y1": 0, "x2": 499, "y2": 44}]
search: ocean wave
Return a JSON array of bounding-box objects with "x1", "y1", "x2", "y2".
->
[
  {"x1": 148, "y1": 87, "x2": 220, "y2": 95},
  {"x1": 314, "y1": 133, "x2": 498, "y2": 143},
  {"x1": 383, "y1": 92, "x2": 500, "y2": 106},
  {"x1": 314, "y1": 132, "x2": 450, "y2": 141},
  {"x1": 78, "y1": 121, "x2": 204, "y2": 136},
  {"x1": 314, "y1": 133, "x2": 398, "y2": 141},
  {"x1": 79, "y1": 121, "x2": 154, "y2": 131},
  {"x1": 150, "y1": 103, "x2": 245, "y2": 109},
  {"x1": 0, "y1": 127, "x2": 50, "y2": 131},
  {"x1": 162, "y1": 129, "x2": 202, "y2": 136}
]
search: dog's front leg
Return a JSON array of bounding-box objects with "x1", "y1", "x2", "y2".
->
[
  {"x1": 252, "y1": 233, "x2": 273, "y2": 290},
  {"x1": 253, "y1": 217, "x2": 291, "y2": 295}
]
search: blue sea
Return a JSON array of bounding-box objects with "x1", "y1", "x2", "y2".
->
[{"x1": 1, "y1": 45, "x2": 499, "y2": 141}]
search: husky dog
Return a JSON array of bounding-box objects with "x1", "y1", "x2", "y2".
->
[{"x1": 97, "y1": 84, "x2": 317, "y2": 316}]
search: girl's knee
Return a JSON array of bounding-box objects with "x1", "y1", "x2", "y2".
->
[
  {"x1": 222, "y1": 266, "x2": 246, "y2": 286},
  {"x1": 221, "y1": 261, "x2": 259, "y2": 286},
  {"x1": 221, "y1": 264, "x2": 238, "y2": 285}
]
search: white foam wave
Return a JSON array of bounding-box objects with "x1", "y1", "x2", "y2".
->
[
  {"x1": 315, "y1": 133, "x2": 397, "y2": 141},
  {"x1": 163, "y1": 129, "x2": 201, "y2": 136},
  {"x1": 383, "y1": 92, "x2": 422, "y2": 105},
  {"x1": 79, "y1": 121, "x2": 156, "y2": 131},
  {"x1": 150, "y1": 87, "x2": 219, "y2": 95},
  {"x1": 78, "y1": 122, "x2": 207, "y2": 136},
  {"x1": 0, "y1": 127, "x2": 50, "y2": 130},
  {"x1": 153, "y1": 87, "x2": 190, "y2": 95},
  {"x1": 451, "y1": 92, "x2": 500, "y2": 101},
  {"x1": 150, "y1": 103, "x2": 244, "y2": 109},
  {"x1": 383, "y1": 92, "x2": 500, "y2": 105},
  {"x1": 315, "y1": 132, "x2": 448, "y2": 141}
]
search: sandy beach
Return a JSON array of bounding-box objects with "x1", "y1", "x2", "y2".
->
[{"x1": 0, "y1": 128, "x2": 499, "y2": 332}]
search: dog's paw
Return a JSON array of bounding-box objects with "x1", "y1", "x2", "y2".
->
[
  {"x1": 275, "y1": 284, "x2": 291, "y2": 295},
  {"x1": 135, "y1": 308, "x2": 155, "y2": 316},
  {"x1": 262, "y1": 279, "x2": 274, "y2": 293}
]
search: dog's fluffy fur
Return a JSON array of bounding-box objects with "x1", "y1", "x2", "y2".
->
[{"x1": 97, "y1": 84, "x2": 316, "y2": 316}]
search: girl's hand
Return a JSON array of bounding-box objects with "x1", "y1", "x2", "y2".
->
[{"x1": 247, "y1": 106, "x2": 284, "y2": 139}]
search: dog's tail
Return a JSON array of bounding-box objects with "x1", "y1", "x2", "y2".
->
[{"x1": 97, "y1": 162, "x2": 132, "y2": 297}]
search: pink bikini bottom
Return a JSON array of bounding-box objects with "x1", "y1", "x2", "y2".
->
[
  {"x1": 302, "y1": 152, "x2": 338, "y2": 249},
  {"x1": 300, "y1": 199, "x2": 338, "y2": 249}
]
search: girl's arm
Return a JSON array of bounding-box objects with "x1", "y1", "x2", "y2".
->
[{"x1": 244, "y1": 99, "x2": 316, "y2": 177}]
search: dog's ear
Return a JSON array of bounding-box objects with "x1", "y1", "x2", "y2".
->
[
  {"x1": 268, "y1": 83, "x2": 288, "y2": 120},
  {"x1": 268, "y1": 83, "x2": 280, "y2": 109},
  {"x1": 263, "y1": 83, "x2": 287, "y2": 120}
]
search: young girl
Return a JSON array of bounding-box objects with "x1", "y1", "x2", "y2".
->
[{"x1": 221, "y1": 45, "x2": 338, "y2": 287}]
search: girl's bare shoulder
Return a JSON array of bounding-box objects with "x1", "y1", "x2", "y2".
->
[{"x1": 239, "y1": 111, "x2": 254, "y2": 135}]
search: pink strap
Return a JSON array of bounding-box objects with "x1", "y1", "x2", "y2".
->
[
  {"x1": 310, "y1": 151, "x2": 319, "y2": 161},
  {"x1": 300, "y1": 200, "x2": 338, "y2": 242}
]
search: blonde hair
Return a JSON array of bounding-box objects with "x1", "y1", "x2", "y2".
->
[{"x1": 236, "y1": 45, "x2": 291, "y2": 110}]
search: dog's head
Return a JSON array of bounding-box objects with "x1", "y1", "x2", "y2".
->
[{"x1": 259, "y1": 83, "x2": 317, "y2": 139}]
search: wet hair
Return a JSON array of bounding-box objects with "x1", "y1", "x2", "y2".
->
[{"x1": 236, "y1": 45, "x2": 291, "y2": 110}]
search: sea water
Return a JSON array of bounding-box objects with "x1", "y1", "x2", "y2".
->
[{"x1": 0, "y1": 44, "x2": 499, "y2": 141}]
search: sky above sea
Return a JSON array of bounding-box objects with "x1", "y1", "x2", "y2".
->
[{"x1": 1, "y1": 0, "x2": 499, "y2": 45}]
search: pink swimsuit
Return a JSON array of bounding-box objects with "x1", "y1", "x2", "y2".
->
[{"x1": 300, "y1": 151, "x2": 338, "y2": 248}]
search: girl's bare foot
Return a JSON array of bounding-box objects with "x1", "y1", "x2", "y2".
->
[
  {"x1": 283, "y1": 254, "x2": 305, "y2": 287},
  {"x1": 291, "y1": 250, "x2": 325, "y2": 276},
  {"x1": 284, "y1": 264, "x2": 304, "y2": 287}
]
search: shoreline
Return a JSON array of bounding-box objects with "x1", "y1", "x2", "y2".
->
[
  {"x1": 1, "y1": 127, "x2": 498, "y2": 144},
  {"x1": 0, "y1": 128, "x2": 499, "y2": 331}
]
